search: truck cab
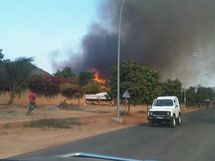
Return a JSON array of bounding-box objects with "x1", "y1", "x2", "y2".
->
[{"x1": 147, "y1": 96, "x2": 181, "y2": 127}]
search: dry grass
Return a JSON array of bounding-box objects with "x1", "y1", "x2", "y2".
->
[{"x1": 0, "y1": 91, "x2": 85, "y2": 106}]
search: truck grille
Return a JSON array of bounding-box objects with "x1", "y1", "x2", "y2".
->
[{"x1": 153, "y1": 111, "x2": 168, "y2": 116}]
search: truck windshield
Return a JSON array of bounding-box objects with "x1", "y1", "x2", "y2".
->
[{"x1": 153, "y1": 99, "x2": 173, "y2": 106}]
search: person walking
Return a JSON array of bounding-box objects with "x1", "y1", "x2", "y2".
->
[{"x1": 27, "y1": 89, "x2": 36, "y2": 115}]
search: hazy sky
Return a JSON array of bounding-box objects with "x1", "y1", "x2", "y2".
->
[{"x1": 0, "y1": 0, "x2": 98, "y2": 74}]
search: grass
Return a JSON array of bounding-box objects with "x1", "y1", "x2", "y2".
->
[{"x1": 28, "y1": 118, "x2": 82, "y2": 129}]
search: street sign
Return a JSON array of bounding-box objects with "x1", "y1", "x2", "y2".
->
[{"x1": 123, "y1": 90, "x2": 130, "y2": 99}]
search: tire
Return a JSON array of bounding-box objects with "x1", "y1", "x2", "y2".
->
[
  {"x1": 177, "y1": 113, "x2": 182, "y2": 125},
  {"x1": 170, "y1": 115, "x2": 176, "y2": 128}
]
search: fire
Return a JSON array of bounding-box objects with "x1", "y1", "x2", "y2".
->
[{"x1": 91, "y1": 68, "x2": 106, "y2": 84}]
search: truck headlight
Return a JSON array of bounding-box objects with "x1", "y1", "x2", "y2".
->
[
  {"x1": 167, "y1": 111, "x2": 171, "y2": 116},
  {"x1": 149, "y1": 111, "x2": 153, "y2": 116}
]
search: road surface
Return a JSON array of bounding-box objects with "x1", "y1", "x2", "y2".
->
[{"x1": 8, "y1": 107, "x2": 215, "y2": 161}]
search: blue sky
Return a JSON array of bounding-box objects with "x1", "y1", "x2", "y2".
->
[{"x1": 0, "y1": 0, "x2": 99, "y2": 73}]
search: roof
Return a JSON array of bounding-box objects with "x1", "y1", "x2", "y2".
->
[{"x1": 157, "y1": 96, "x2": 177, "y2": 100}]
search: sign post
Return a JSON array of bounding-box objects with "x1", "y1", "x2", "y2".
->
[{"x1": 123, "y1": 90, "x2": 130, "y2": 99}]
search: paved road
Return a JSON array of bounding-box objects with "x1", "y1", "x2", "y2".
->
[{"x1": 9, "y1": 108, "x2": 215, "y2": 161}]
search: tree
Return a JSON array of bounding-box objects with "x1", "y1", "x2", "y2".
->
[
  {"x1": 161, "y1": 79, "x2": 183, "y2": 102},
  {"x1": 79, "y1": 70, "x2": 94, "y2": 86},
  {"x1": 54, "y1": 66, "x2": 76, "y2": 79},
  {"x1": 0, "y1": 51, "x2": 10, "y2": 92},
  {"x1": 0, "y1": 50, "x2": 6, "y2": 91},
  {"x1": 196, "y1": 86, "x2": 215, "y2": 106},
  {"x1": 184, "y1": 86, "x2": 215, "y2": 107},
  {"x1": 109, "y1": 59, "x2": 161, "y2": 106},
  {"x1": 0, "y1": 49, "x2": 3, "y2": 60},
  {"x1": 1, "y1": 57, "x2": 34, "y2": 109},
  {"x1": 186, "y1": 87, "x2": 197, "y2": 106}
]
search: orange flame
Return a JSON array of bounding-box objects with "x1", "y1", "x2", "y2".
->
[{"x1": 91, "y1": 68, "x2": 106, "y2": 84}]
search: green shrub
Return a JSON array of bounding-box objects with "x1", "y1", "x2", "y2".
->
[
  {"x1": 83, "y1": 82, "x2": 102, "y2": 94},
  {"x1": 60, "y1": 84, "x2": 83, "y2": 98}
]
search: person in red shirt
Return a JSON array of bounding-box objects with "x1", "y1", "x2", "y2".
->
[{"x1": 27, "y1": 89, "x2": 36, "y2": 115}]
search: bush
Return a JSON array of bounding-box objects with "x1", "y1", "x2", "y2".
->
[
  {"x1": 29, "y1": 76, "x2": 60, "y2": 97},
  {"x1": 83, "y1": 82, "x2": 102, "y2": 94},
  {"x1": 60, "y1": 84, "x2": 83, "y2": 98}
]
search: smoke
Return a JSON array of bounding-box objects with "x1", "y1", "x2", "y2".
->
[{"x1": 55, "y1": 0, "x2": 215, "y2": 87}]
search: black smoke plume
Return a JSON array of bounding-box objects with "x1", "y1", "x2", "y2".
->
[{"x1": 54, "y1": 0, "x2": 215, "y2": 87}]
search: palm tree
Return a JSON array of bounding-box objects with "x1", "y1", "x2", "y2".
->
[{"x1": 1, "y1": 57, "x2": 34, "y2": 110}]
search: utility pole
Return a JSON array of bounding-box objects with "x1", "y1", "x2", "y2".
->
[{"x1": 116, "y1": 0, "x2": 126, "y2": 120}]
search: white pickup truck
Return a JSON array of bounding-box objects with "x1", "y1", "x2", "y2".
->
[{"x1": 147, "y1": 96, "x2": 181, "y2": 127}]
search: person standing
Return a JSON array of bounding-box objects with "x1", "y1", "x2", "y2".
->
[{"x1": 27, "y1": 89, "x2": 36, "y2": 115}]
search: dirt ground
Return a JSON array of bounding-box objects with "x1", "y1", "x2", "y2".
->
[{"x1": 0, "y1": 104, "x2": 200, "y2": 159}]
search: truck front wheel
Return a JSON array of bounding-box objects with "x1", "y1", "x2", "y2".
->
[
  {"x1": 170, "y1": 116, "x2": 176, "y2": 128},
  {"x1": 176, "y1": 114, "x2": 182, "y2": 125}
]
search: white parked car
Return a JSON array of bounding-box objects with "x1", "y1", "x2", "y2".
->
[{"x1": 147, "y1": 96, "x2": 181, "y2": 127}]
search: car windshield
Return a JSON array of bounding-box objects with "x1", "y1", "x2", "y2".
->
[{"x1": 153, "y1": 99, "x2": 173, "y2": 106}]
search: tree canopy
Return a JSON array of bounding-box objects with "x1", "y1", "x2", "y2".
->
[
  {"x1": 161, "y1": 79, "x2": 183, "y2": 101},
  {"x1": 54, "y1": 66, "x2": 76, "y2": 79},
  {"x1": 186, "y1": 86, "x2": 215, "y2": 106},
  {"x1": 109, "y1": 59, "x2": 161, "y2": 105},
  {"x1": 0, "y1": 56, "x2": 34, "y2": 108},
  {"x1": 79, "y1": 70, "x2": 94, "y2": 86},
  {"x1": 0, "y1": 49, "x2": 3, "y2": 60}
]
